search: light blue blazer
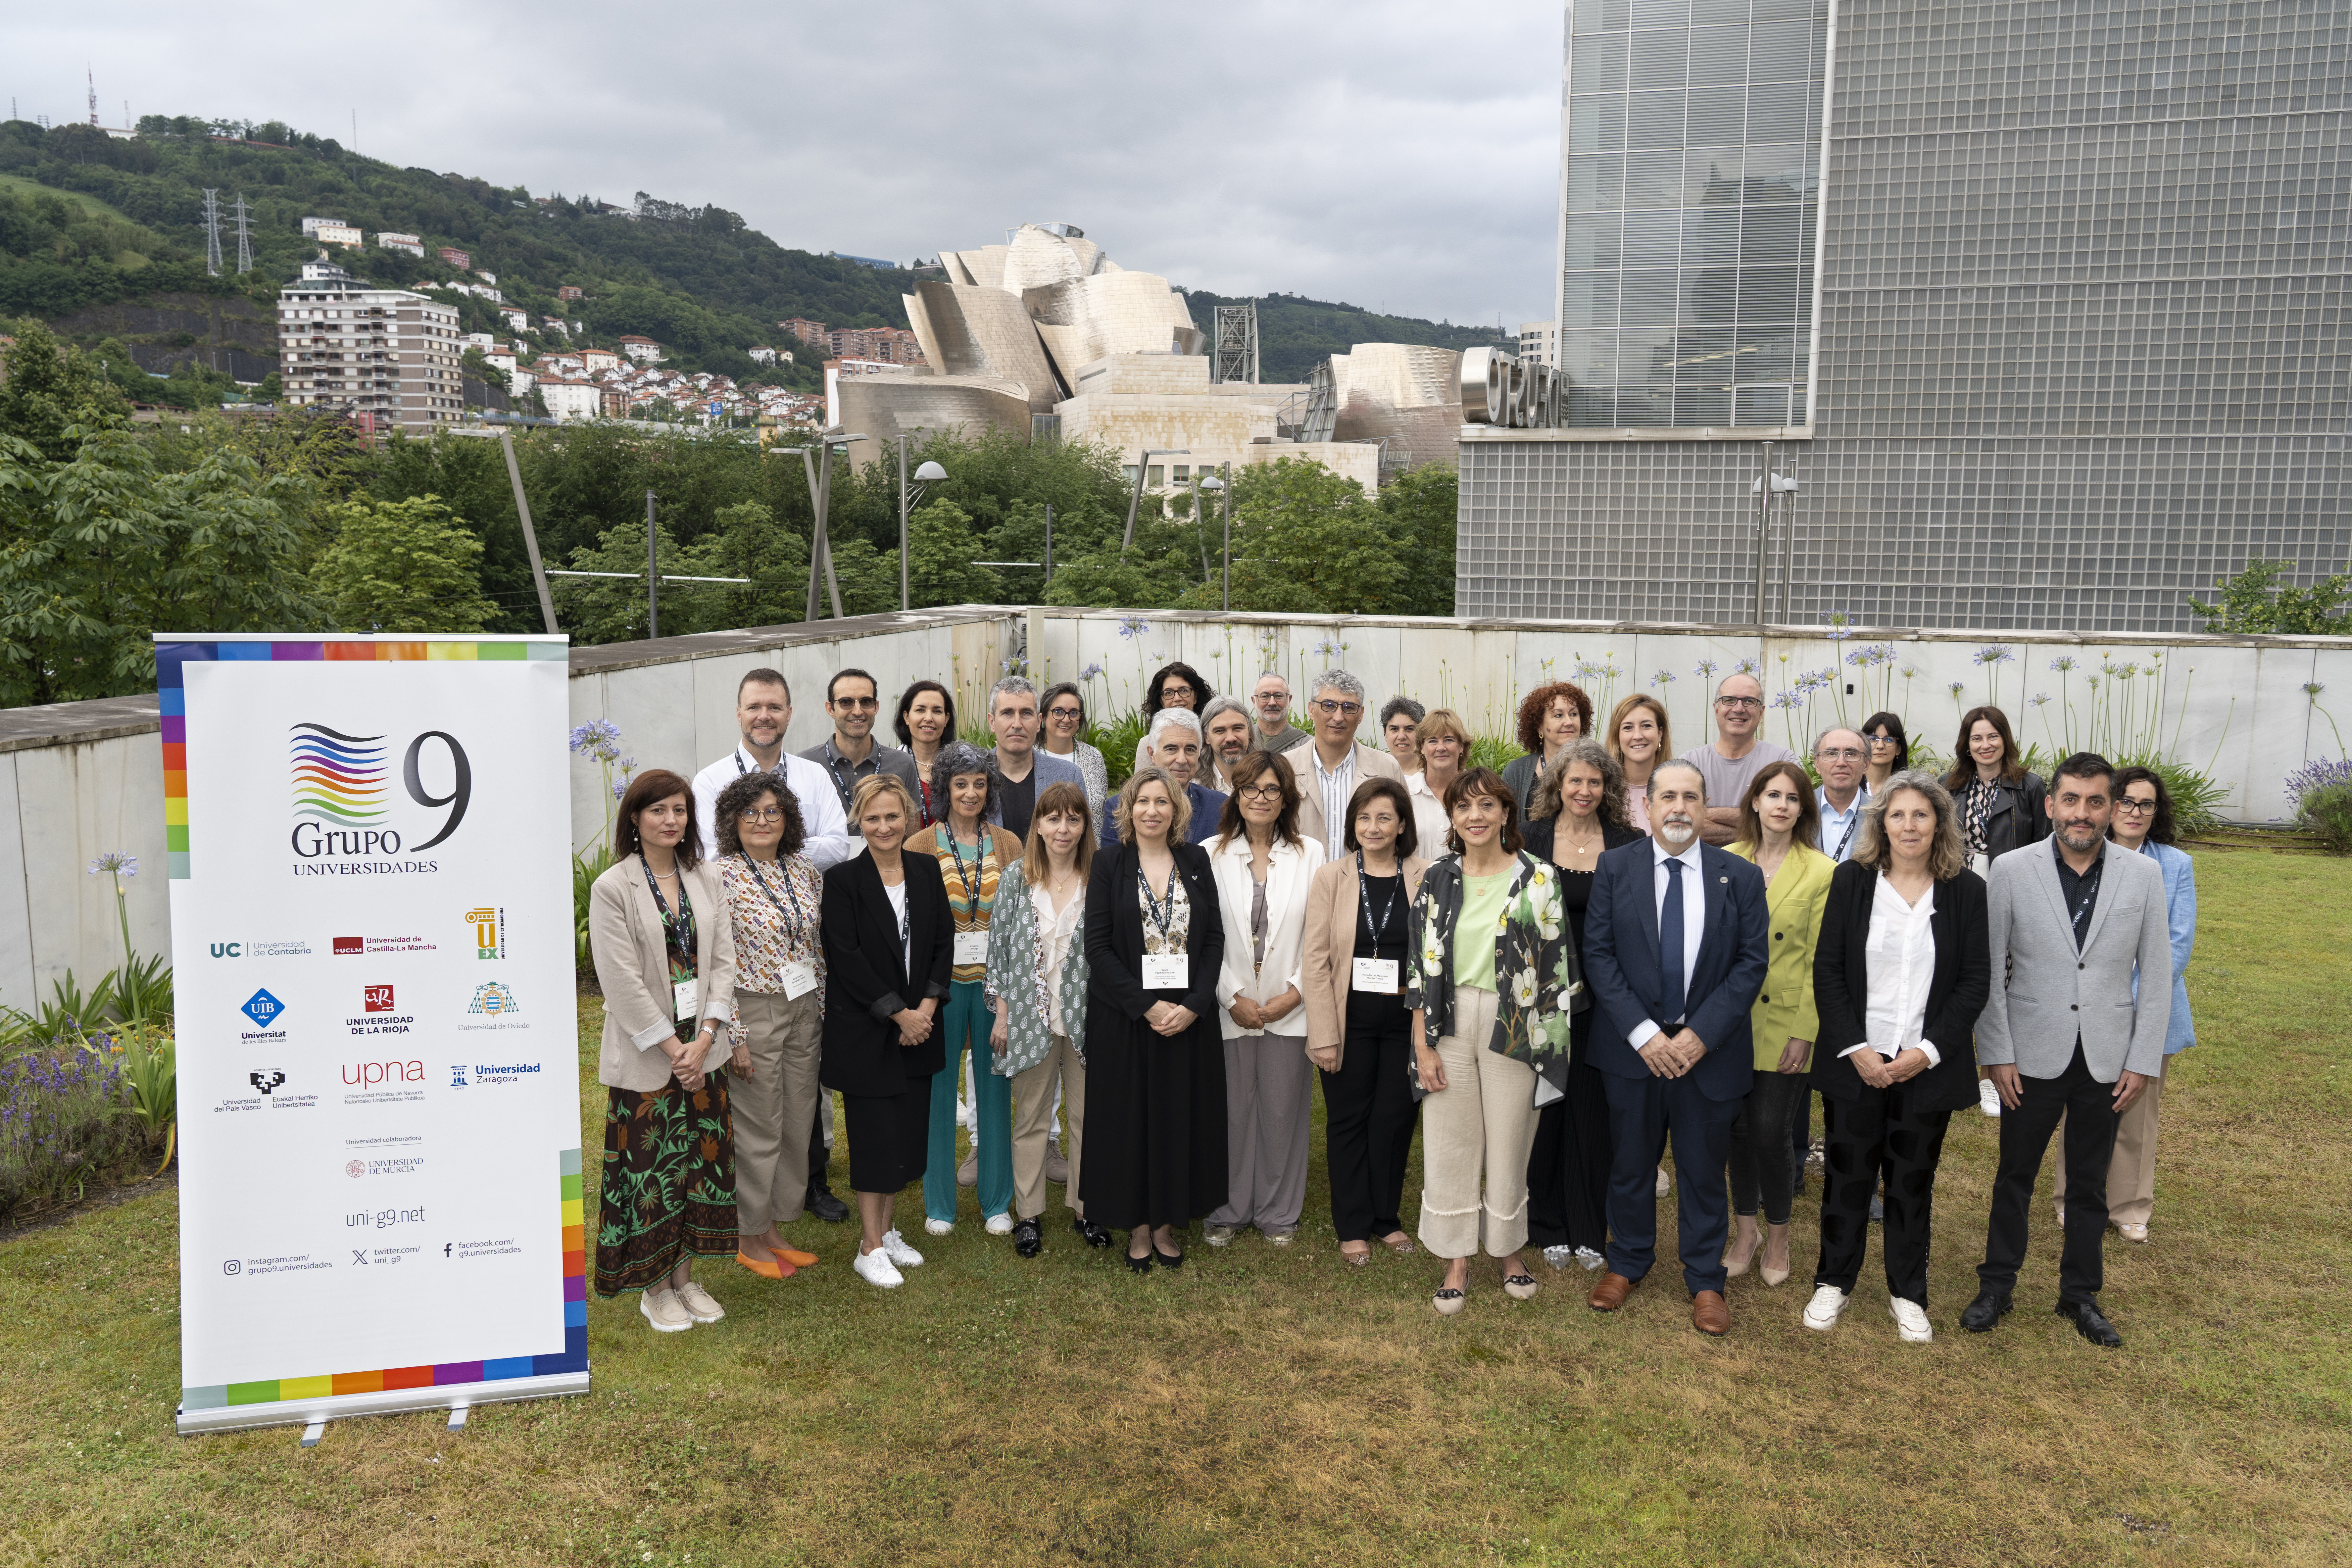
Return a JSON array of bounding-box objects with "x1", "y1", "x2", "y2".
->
[{"x1": 2141, "y1": 841, "x2": 2197, "y2": 1054}]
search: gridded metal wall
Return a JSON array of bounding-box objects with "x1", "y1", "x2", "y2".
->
[{"x1": 1475, "y1": 0, "x2": 2352, "y2": 632}]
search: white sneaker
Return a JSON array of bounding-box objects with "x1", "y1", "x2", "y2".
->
[
  {"x1": 1802, "y1": 1285, "x2": 1850, "y2": 1332},
  {"x1": 639, "y1": 1288, "x2": 693, "y2": 1332},
  {"x1": 676, "y1": 1280, "x2": 725, "y2": 1324},
  {"x1": 1655, "y1": 1165, "x2": 1671, "y2": 1197},
  {"x1": 852, "y1": 1246, "x2": 903, "y2": 1288},
  {"x1": 924, "y1": 1217, "x2": 954, "y2": 1236},
  {"x1": 1574, "y1": 1247, "x2": 1606, "y2": 1271},
  {"x1": 1889, "y1": 1296, "x2": 1932, "y2": 1343},
  {"x1": 1978, "y1": 1079, "x2": 2003, "y2": 1117},
  {"x1": 985, "y1": 1212, "x2": 1014, "y2": 1235},
  {"x1": 1542, "y1": 1245, "x2": 1575, "y2": 1271},
  {"x1": 880, "y1": 1228, "x2": 925, "y2": 1267}
]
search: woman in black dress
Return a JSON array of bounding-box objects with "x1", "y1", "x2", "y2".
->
[
  {"x1": 821, "y1": 775, "x2": 954, "y2": 1289},
  {"x1": 1519, "y1": 738, "x2": 1643, "y2": 1272},
  {"x1": 1078, "y1": 766, "x2": 1228, "y2": 1271}
]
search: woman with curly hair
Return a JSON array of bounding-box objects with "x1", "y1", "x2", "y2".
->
[
  {"x1": 1500, "y1": 680, "x2": 1594, "y2": 819},
  {"x1": 1131, "y1": 660, "x2": 1216, "y2": 774}
]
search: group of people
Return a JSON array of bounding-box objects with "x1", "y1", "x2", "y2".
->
[{"x1": 586, "y1": 656, "x2": 2197, "y2": 1351}]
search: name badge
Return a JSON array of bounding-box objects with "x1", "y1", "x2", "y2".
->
[
  {"x1": 1352, "y1": 957, "x2": 1401, "y2": 993},
  {"x1": 953, "y1": 931, "x2": 989, "y2": 965},
  {"x1": 781, "y1": 961, "x2": 818, "y2": 1000},
  {"x1": 672, "y1": 977, "x2": 698, "y2": 1023},
  {"x1": 1141, "y1": 953, "x2": 1189, "y2": 990}
]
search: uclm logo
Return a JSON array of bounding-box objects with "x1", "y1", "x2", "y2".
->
[{"x1": 289, "y1": 722, "x2": 472, "y2": 870}]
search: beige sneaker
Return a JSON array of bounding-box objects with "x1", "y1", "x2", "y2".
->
[
  {"x1": 958, "y1": 1148, "x2": 979, "y2": 1187},
  {"x1": 676, "y1": 1280, "x2": 725, "y2": 1324},
  {"x1": 639, "y1": 1288, "x2": 693, "y2": 1333}
]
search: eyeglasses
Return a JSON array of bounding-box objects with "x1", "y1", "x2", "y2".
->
[
  {"x1": 1816, "y1": 747, "x2": 1864, "y2": 762},
  {"x1": 738, "y1": 806, "x2": 784, "y2": 823},
  {"x1": 1715, "y1": 696, "x2": 1764, "y2": 711},
  {"x1": 1868, "y1": 734, "x2": 1898, "y2": 746},
  {"x1": 1312, "y1": 699, "x2": 1364, "y2": 717},
  {"x1": 2115, "y1": 797, "x2": 2158, "y2": 814},
  {"x1": 1046, "y1": 706, "x2": 1082, "y2": 721},
  {"x1": 831, "y1": 696, "x2": 878, "y2": 709},
  {"x1": 1160, "y1": 683, "x2": 1194, "y2": 699},
  {"x1": 1239, "y1": 782, "x2": 1285, "y2": 800}
]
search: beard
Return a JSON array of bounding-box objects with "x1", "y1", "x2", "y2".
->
[{"x1": 1655, "y1": 816, "x2": 1697, "y2": 848}]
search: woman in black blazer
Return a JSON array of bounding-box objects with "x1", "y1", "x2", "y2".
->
[
  {"x1": 1078, "y1": 766, "x2": 1229, "y2": 1271},
  {"x1": 1804, "y1": 769, "x2": 1991, "y2": 1343},
  {"x1": 1520, "y1": 739, "x2": 1645, "y2": 1271},
  {"x1": 821, "y1": 776, "x2": 954, "y2": 1288}
]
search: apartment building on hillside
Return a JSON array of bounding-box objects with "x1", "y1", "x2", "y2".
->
[{"x1": 276, "y1": 260, "x2": 468, "y2": 431}]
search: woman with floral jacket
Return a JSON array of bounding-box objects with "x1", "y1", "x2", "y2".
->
[{"x1": 1405, "y1": 766, "x2": 1587, "y2": 1315}]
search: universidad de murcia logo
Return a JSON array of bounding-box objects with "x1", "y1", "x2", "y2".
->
[{"x1": 287, "y1": 721, "x2": 473, "y2": 871}]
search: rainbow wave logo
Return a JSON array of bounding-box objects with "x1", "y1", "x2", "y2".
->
[{"x1": 290, "y1": 723, "x2": 390, "y2": 826}]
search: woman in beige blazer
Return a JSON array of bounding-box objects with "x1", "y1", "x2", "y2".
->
[
  {"x1": 1301, "y1": 776, "x2": 1429, "y2": 1264},
  {"x1": 589, "y1": 769, "x2": 739, "y2": 1334},
  {"x1": 1203, "y1": 749, "x2": 1327, "y2": 1246}
]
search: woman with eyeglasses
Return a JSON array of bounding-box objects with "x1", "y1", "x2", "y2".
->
[
  {"x1": 1607, "y1": 693, "x2": 1672, "y2": 836},
  {"x1": 1408, "y1": 708, "x2": 1471, "y2": 858},
  {"x1": 2052, "y1": 766, "x2": 2196, "y2": 1245},
  {"x1": 905, "y1": 742, "x2": 1024, "y2": 1238},
  {"x1": 1081, "y1": 766, "x2": 1229, "y2": 1271},
  {"x1": 1859, "y1": 712, "x2": 1909, "y2": 795},
  {"x1": 893, "y1": 680, "x2": 959, "y2": 827},
  {"x1": 1407, "y1": 767, "x2": 1585, "y2": 1314},
  {"x1": 1131, "y1": 660, "x2": 1215, "y2": 775},
  {"x1": 1500, "y1": 681, "x2": 1594, "y2": 820},
  {"x1": 710, "y1": 772, "x2": 826, "y2": 1282},
  {"x1": 1203, "y1": 751, "x2": 1327, "y2": 1248},
  {"x1": 1038, "y1": 681, "x2": 1108, "y2": 824}
]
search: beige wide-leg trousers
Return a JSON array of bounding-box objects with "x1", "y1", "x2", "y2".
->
[
  {"x1": 1415, "y1": 985, "x2": 1538, "y2": 1260},
  {"x1": 731, "y1": 990, "x2": 823, "y2": 1232}
]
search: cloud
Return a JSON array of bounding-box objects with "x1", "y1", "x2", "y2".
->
[{"x1": 17, "y1": 0, "x2": 1563, "y2": 326}]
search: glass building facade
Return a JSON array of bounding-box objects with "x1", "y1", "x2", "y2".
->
[{"x1": 1466, "y1": 0, "x2": 2349, "y2": 633}]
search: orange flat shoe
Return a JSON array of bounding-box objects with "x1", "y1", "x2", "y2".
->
[
  {"x1": 736, "y1": 1251, "x2": 795, "y2": 1279},
  {"x1": 775, "y1": 1247, "x2": 818, "y2": 1267}
]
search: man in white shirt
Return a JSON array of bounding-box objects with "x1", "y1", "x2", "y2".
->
[
  {"x1": 1813, "y1": 728, "x2": 1870, "y2": 863},
  {"x1": 1251, "y1": 672, "x2": 1313, "y2": 754},
  {"x1": 691, "y1": 667, "x2": 855, "y2": 1224},
  {"x1": 1684, "y1": 672, "x2": 1798, "y2": 845},
  {"x1": 1280, "y1": 669, "x2": 1404, "y2": 860}
]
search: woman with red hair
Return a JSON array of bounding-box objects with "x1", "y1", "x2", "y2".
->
[{"x1": 1500, "y1": 681, "x2": 1594, "y2": 820}]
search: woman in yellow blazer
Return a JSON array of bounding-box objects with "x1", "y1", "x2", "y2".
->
[
  {"x1": 1725, "y1": 760, "x2": 1834, "y2": 1286},
  {"x1": 1300, "y1": 777, "x2": 1430, "y2": 1265}
]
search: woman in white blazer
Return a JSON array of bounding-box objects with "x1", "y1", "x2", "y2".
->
[
  {"x1": 1203, "y1": 749, "x2": 1327, "y2": 1246},
  {"x1": 588, "y1": 768, "x2": 739, "y2": 1334}
]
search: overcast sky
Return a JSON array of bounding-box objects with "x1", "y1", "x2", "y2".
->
[{"x1": 10, "y1": 2, "x2": 1562, "y2": 328}]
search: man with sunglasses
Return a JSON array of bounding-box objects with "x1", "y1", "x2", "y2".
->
[
  {"x1": 1278, "y1": 669, "x2": 1404, "y2": 859},
  {"x1": 800, "y1": 667, "x2": 919, "y2": 829},
  {"x1": 1683, "y1": 673, "x2": 1797, "y2": 846}
]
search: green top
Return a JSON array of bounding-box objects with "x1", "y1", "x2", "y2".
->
[{"x1": 1452, "y1": 871, "x2": 1515, "y2": 994}]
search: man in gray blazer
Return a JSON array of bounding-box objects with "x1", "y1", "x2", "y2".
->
[
  {"x1": 1962, "y1": 752, "x2": 2171, "y2": 1348},
  {"x1": 984, "y1": 675, "x2": 1082, "y2": 840}
]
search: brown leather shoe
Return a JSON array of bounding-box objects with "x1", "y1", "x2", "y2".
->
[
  {"x1": 1692, "y1": 1289, "x2": 1730, "y2": 1336},
  {"x1": 1587, "y1": 1271, "x2": 1638, "y2": 1311}
]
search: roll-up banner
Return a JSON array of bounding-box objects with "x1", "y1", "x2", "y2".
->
[{"x1": 160, "y1": 636, "x2": 587, "y2": 1435}]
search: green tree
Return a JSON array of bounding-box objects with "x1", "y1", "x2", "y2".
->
[
  {"x1": 907, "y1": 498, "x2": 1002, "y2": 608},
  {"x1": 1379, "y1": 463, "x2": 1457, "y2": 617},
  {"x1": 1189, "y1": 457, "x2": 1401, "y2": 615},
  {"x1": 0, "y1": 321, "x2": 128, "y2": 461},
  {"x1": 310, "y1": 494, "x2": 499, "y2": 633},
  {"x1": 2188, "y1": 558, "x2": 2352, "y2": 636}
]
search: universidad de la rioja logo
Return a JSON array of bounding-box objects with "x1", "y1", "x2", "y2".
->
[{"x1": 289, "y1": 722, "x2": 473, "y2": 869}]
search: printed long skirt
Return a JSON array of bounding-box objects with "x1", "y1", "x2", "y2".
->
[{"x1": 594, "y1": 1072, "x2": 737, "y2": 1296}]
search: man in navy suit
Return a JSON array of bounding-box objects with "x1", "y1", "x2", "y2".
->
[{"x1": 1580, "y1": 758, "x2": 1769, "y2": 1336}]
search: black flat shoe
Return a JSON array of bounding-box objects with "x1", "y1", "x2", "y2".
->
[
  {"x1": 1073, "y1": 1216, "x2": 1113, "y2": 1248},
  {"x1": 2056, "y1": 1297, "x2": 2123, "y2": 1348},
  {"x1": 805, "y1": 1185, "x2": 850, "y2": 1224},
  {"x1": 1959, "y1": 1287, "x2": 2013, "y2": 1333},
  {"x1": 1125, "y1": 1249, "x2": 1152, "y2": 1274},
  {"x1": 1153, "y1": 1244, "x2": 1185, "y2": 1270},
  {"x1": 1013, "y1": 1217, "x2": 1043, "y2": 1258}
]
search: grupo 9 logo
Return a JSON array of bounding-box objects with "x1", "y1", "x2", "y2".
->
[{"x1": 290, "y1": 723, "x2": 473, "y2": 859}]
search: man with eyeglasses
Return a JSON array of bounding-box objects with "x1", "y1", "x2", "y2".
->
[
  {"x1": 1682, "y1": 673, "x2": 1798, "y2": 847},
  {"x1": 1100, "y1": 708, "x2": 1228, "y2": 847},
  {"x1": 1251, "y1": 672, "x2": 1313, "y2": 755},
  {"x1": 1812, "y1": 727, "x2": 1871, "y2": 863},
  {"x1": 799, "y1": 667, "x2": 918, "y2": 831},
  {"x1": 1279, "y1": 669, "x2": 1404, "y2": 860}
]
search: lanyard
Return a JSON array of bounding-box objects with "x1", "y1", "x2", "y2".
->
[
  {"x1": 1137, "y1": 863, "x2": 1179, "y2": 944},
  {"x1": 641, "y1": 860, "x2": 694, "y2": 972},
  {"x1": 1830, "y1": 799, "x2": 1862, "y2": 860},
  {"x1": 2063, "y1": 848, "x2": 2103, "y2": 943},
  {"x1": 945, "y1": 832, "x2": 989, "y2": 928},
  {"x1": 1357, "y1": 851, "x2": 1402, "y2": 940},
  {"x1": 743, "y1": 856, "x2": 811, "y2": 942}
]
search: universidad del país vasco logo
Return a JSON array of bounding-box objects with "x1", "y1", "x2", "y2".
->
[{"x1": 288, "y1": 722, "x2": 473, "y2": 862}]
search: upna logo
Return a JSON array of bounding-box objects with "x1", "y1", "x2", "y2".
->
[{"x1": 289, "y1": 722, "x2": 472, "y2": 861}]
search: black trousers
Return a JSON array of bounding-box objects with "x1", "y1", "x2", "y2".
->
[
  {"x1": 1978, "y1": 1042, "x2": 2120, "y2": 1306},
  {"x1": 1814, "y1": 1080, "x2": 1952, "y2": 1304},
  {"x1": 1527, "y1": 1017, "x2": 1612, "y2": 1253},
  {"x1": 807, "y1": 1102, "x2": 830, "y2": 1189},
  {"x1": 1320, "y1": 1000, "x2": 1419, "y2": 1243},
  {"x1": 1728, "y1": 1069, "x2": 1811, "y2": 1225}
]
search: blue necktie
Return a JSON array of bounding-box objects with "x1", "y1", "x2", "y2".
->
[{"x1": 1659, "y1": 857, "x2": 1686, "y2": 1027}]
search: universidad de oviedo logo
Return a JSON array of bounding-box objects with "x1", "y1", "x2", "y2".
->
[{"x1": 288, "y1": 722, "x2": 472, "y2": 874}]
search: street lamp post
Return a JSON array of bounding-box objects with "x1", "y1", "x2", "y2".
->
[
  {"x1": 1199, "y1": 469, "x2": 1230, "y2": 612},
  {"x1": 773, "y1": 430, "x2": 866, "y2": 622},
  {"x1": 1120, "y1": 448, "x2": 1189, "y2": 555},
  {"x1": 895, "y1": 433, "x2": 948, "y2": 611}
]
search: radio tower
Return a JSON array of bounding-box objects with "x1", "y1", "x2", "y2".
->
[
  {"x1": 231, "y1": 194, "x2": 253, "y2": 274},
  {"x1": 200, "y1": 189, "x2": 223, "y2": 277},
  {"x1": 87, "y1": 67, "x2": 98, "y2": 127}
]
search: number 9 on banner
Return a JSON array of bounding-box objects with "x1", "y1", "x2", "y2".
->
[{"x1": 403, "y1": 730, "x2": 473, "y2": 850}]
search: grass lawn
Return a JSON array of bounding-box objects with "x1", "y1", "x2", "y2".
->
[
  {"x1": 0, "y1": 170, "x2": 137, "y2": 225},
  {"x1": 1, "y1": 850, "x2": 2346, "y2": 1566}
]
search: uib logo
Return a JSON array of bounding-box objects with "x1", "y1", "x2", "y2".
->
[{"x1": 466, "y1": 907, "x2": 504, "y2": 961}]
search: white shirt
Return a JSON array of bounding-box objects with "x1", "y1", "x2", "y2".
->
[
  {"x1": 882, "y1": 874, "x2": 912, "y2": 977},
  {"x1": 1028, "y1": 879, "x2": 1086, "y2": 1038},
  {"x1": 1851, "y1": 876, "x2": 1943, "y2": 1066},
  {"x1": 1311, "y1": 747, "x2": 1357, "y2": 861},
  {"x1": 1406, "y1": 770, "x2": 1451, "y2": 862},
  {"x1": 692, "y1": 745, "x2": 854, "y2": 869},
  {"x1": 1817, "y1": 784, "x2": 1869, "y2": 863},
  {"x1": 1630, "y1": 835, "x2": 1708, "y2": 1047}
]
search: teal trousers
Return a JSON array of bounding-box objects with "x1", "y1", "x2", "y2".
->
[{"x1": 925, "y1": 979, "x2": 1013, "y2": 1223}]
